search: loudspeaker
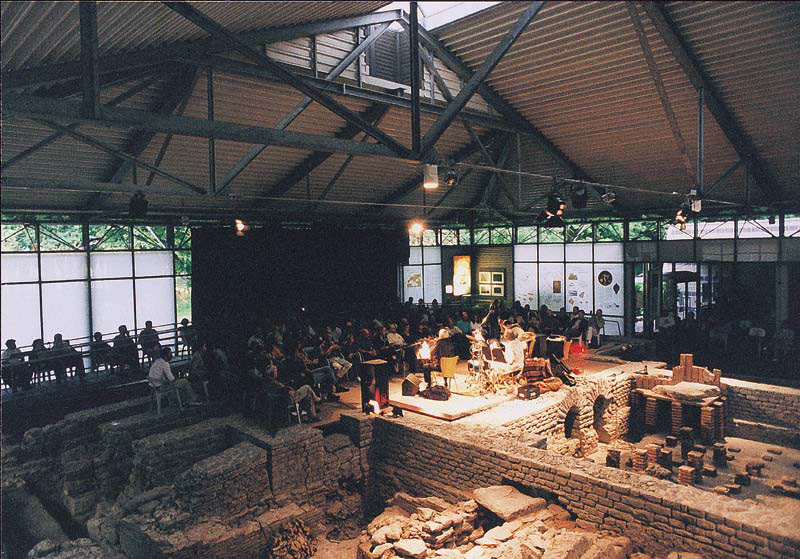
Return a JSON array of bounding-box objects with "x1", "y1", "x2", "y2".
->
[{"x1": 402, "y1": 374, "x2": 422, "y2": 396}]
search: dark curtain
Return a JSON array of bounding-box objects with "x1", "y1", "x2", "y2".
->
[{"x1": 192, "y1": 225, "x2": 407, "y2": 356}]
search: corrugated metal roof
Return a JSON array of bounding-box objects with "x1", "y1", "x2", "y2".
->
[
  {"x1": 0, "y1": 1, "x2": 390, "y2": 70},
  {"x1": 436, "y1": 0, "x2": 799, "y2": 210},
  {"x1": 2, "y1": 1, "x2": 798, "y2": 221}
]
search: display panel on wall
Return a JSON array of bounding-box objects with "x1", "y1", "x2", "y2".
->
[
  {"x1": 452, "y1": 255, "x2": 471, "y2": 296},
  {"x1": 594, "y1": 263, "x2": 624, "y2": 316}
]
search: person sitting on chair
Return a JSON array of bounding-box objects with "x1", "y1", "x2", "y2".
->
[
  {"x1": 586, "y1": 309, "x2": 605, "y2": 348},
  {"x1": 260, "y1": 357, "x2": 321, "y2": 422},
  {"x1": 189, "y1": 340, "x2": 209, "y2": 400},
  {"x1": 566, "y1": 310, "x2": 588, "y2": 342},
  {"x1": 49, "y1": 334, "x2": 74, "y2": 384},
  {"x1": 61, "y1": 339, "x2": 86, "y2": 384},
  {"x1": 113, "y1": 325, "x2": 139, "y2": 374},
  {"x1": 90, "y1": 332, "x2": 113, "y2": 373},
  {"x1": 320, "y1": 332, "x2": 352, "y2": 382},
  {"x1": 138, "y1": 321, "x2": 161, "y2": 363},
  {"x1": 29, "y1": 339, "x2": 49, "y2": 385},
  {"x1": 149, "y1": 347, "x2": 196, "y2": 405},
  {"x1": 426, "y1": 329, "x2": 457, "y2": 386},
  {"x1": 178, "y1": 318, "x2": 196, "y2": 354}
]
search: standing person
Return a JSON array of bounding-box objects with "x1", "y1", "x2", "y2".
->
[
  {"x1": 148, "y1": 347, "x2": 196, "y2": 405},
  {"x1": 138, "y1": 321, "x2": 161, "y2": 364},
  {"x1": 113, "y1": 325, "x2": 140, "y2": 374},
  {"x1": 481, "y1": 300, "x2": 502, "y2": 341}
]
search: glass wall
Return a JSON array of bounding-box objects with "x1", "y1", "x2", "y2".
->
[{"x1": 0, "y1": 221, "x2": 192, "y2": 352}]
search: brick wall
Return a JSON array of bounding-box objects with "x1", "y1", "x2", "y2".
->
[
  {"x1": 725, "y1": 379, "x2": 800, "y2": 429},
  {"x1": 370, "y1": 415, "x2": 800, "y2": 559}
]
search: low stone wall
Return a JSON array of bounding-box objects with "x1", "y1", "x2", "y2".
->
[
  {"x1": 370, "y1": 414, "x2": 800, "y2": 559},
  {"x1": 725, "y1": 378, "x2": 800, "y2": 429},
  {"x1": 175, "y1": 441, "x2": 271, "y2": 521}
]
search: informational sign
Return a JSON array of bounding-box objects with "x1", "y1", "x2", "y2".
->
[{"x1": 452, "y1": 255, "x2": 471, "y2": 296}]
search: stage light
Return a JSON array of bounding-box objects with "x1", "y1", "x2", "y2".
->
[
  {"x1": 444, "y1": 165, "x2": 458, "y2": 188},
  {"x1": 545, "y1": 191, "x2": 566, "y2": 218},
  {"x1": 571, "y1": 184, "x2": 588, "y2": 209},
  {"x1": 423, "y1": 164, "x2": 439, "y2": 189},
  {"x1": 234, "y1": 218, "x2": 249, "y2": 237},
  {"x1": 128, "y1": 190, "x2": 148, "y2": 219},
  {"x1": 409, "y1": 221, "x2": 424, "y2": 235},
  {"x1": 601, "y1": 190, "x2": 616, "y2": 204}
]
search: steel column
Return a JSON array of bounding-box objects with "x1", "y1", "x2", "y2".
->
[
  {"x1": 409, "y1": 1, "x2": 422, "y2": 155},
  {"x1": 79, "y1": 1, "x2": 100, "y2": 119},
  {"x1": 207, "y1": 67, "x2": 216, "y2": 194},
  {"x1": 162, "y1": 1, "x2": 410, "y2": 158},
  {"x1": 697, "y1": 86, "x2": 704, "y2": 197},
  {"x1": 418, "y1": 1, "x2": 544, "y2": 159}
]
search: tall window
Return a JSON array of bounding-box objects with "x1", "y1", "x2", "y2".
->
[{"x1": 0, "y1": 221, "x2": 192, "y2": 353}]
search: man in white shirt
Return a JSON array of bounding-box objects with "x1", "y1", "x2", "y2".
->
[{"x1": 148, "y1": 347, "x2": 195, "y2": 405}]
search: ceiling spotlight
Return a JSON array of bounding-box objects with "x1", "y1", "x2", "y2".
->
[
  {"x1": 571, "y1": 184, "x2": 588, "y2": 209},
  {"x1": 234, "y1": 219, "x2": 249, "y2": 237},
  {"x1": 674, "y1": 201, "x2": 692, "y2": 232},
  {"x1": 128, "y1": 190, "x2": 148, "y2": 219},
  {"x1": 444, "y1": 165, "x2": 458, "y2": 188},
  {"x1": 545, "y1": 191, "x2": 566, "y2": 218},
  {"x1": 601, "y1": 190, "x2": 616, "y2": 204},
  {"x1": 423, "y1": 164, "x2": 439, "y2": 189},
  {"x1": 409, "y1": 221, "x2": 424, "y2": 235}
]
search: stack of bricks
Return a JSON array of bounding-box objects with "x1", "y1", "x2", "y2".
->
[
  {"x1": 606, "y1": 448, "x2": 621, "y2": 468},
  {"x1": 678, "y1": 465, "x2": 698, "y2": 485},
  {"x1": 713, "y1": 400, "x2": 725, "y2": 439},
  {"x1": 712, "y1": 443, "x2": 727, "y2": 467},
  {"x1": 670, "y1": 401, "x2": 683, "y2": 435},
  {"x1": 632, "y1": 448, "x2": 648, "y2": 472},
  {"x1": 646, "y1": 442, "x2": 662, "y2": 465},
  {"x1": 265, "y1": 426, "x2": 326, "y2": 506},
  {"x1": 658, "y1": 447, "x2": 673, "y2": 470},
  {"x1": 645, "y1": 397, "x2": 657, "y2": 430},
  {"x1": 679, "y1": 427, "x2": 694, "y2": 459},
  {"x1": 701, "y1": 406, "x2": 715, "y2": 443},
  {"x1": 687, "y1": 450, "x2": 704, "y2": 472}
]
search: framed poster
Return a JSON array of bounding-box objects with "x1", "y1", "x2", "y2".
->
[
  {"x1": 492, "y1": 285, "x2": 504, "y2": 296},
  {"x1": 492, "y1": 271, "x2": 504, "y2": 284},
  {"x1": 479, "y1": 271, "x2": 491, "y2": 284},
  {"x1": 479, "y1": 284, "x2": 491, "y2": 295},
  {"x1": 552, "y1": 280, "x2": 561, "y2": 294}
]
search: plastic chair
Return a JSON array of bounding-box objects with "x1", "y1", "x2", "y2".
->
[
  {"x1": 288, "y1": 400, "x2": 303, "y2": 424},
  {"x1": 437, "y1": 356, "x2": 459, "y2": 390},
  {"x1": 150, "y1": 382, "x2": 183, "y2": 417}
]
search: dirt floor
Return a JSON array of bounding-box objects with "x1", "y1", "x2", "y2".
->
[
  {"x1": 588, "y1": 435, "x2": 800, "y2": 516},
  {"x1": 313, "y1": 536, "x2": 360, "y2": 559}
]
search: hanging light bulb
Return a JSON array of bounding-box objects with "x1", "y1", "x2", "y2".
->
[
  {"x1": 674, "y1": 201, "x2": 691, "y2": 232},
  {"x1": 444, "y1": 165, "x2": 458, "y2": 188},
  {"x1": 409, "y1": 221, "x2": 424, "y2": 235},
  {"x1": 423, "y1": 164, "x2": 439, "y2": 189},
  {"x1": 545, "y1": 191, "x2": 566, "y2": 218}
]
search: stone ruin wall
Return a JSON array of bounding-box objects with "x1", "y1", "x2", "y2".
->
[
  {"x1": 502, "y1": 372, "x2": 633, "y2": 457},
  {"x1": 367, "y1": 415, "x2": 800, "y2": 559}
]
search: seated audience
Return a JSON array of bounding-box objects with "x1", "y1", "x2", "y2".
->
[
  {"x1": 259, "y1": 357, "x2": 320, "y2": 422},
  {"x1": 90, "y1": 332, "x2": 113, "y2": 372},
  {"x1": 138, "y1": 320, "x2": 161, "y2": 363},
  {"x1": 178, "y1": 318, "x2": 196, "y2": 352},
  {"x1": 113, "y1": 325, "x2": 140, "y2": 373},
  {"x1": 320, "y1": 332, "x2": 352, "y2": 381},
  {"x1": 586, "y1": 309, "x2": 605, "y2": 348},
  {"x1": 148, "y1": 347, "x2": 195, "y2": 405},
  {"x1": 566, "y1": 310, "x2": 588, "y2": 342}
]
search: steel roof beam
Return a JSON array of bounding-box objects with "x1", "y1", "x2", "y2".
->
[
  {"x1": 79, "y1": 1, "x2": 100, "y2": 119},
  {"x1": 418, "y1": 1, "x2": 544, "y2": 160},
  {"x1": 2, "y1": 75, "x2": 160, "y2": 172},
  {"x1": 33, "y1": 117, "x2": 205, "y2": 194},
  {"x1": 162, "y1": 1, "x2": 411, "y2": 158},
  {"x1": 107, "y1": 67, "x2": 198, "y2": 184},
  {"x1": 413, "y1": 38, "x2": 518, "y2": 210},
  {"x1": 2, "y1": 94, "x2": 401, "y2": 159},
  {"x1": 264, "y1": 103, "x2": 390, "y2": 198},
  {"x1": 175, "y1": 53, "x2": 532, "y2": 135},
  {"x1": 215, "y1": 21, "x2": 393, "y2": 196},
  {"x1": 639, "y1": 1, "x2": 782, "y2": 201},
  {"x1": 409, "y1": 1, "x2": 422, "y2": 155},
  {"x1": 3, "y1": 9, "x2": 405, "y2": 90},
  {"x1": 626, "y1": 3, "x2": 696, "y2": 187}
]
